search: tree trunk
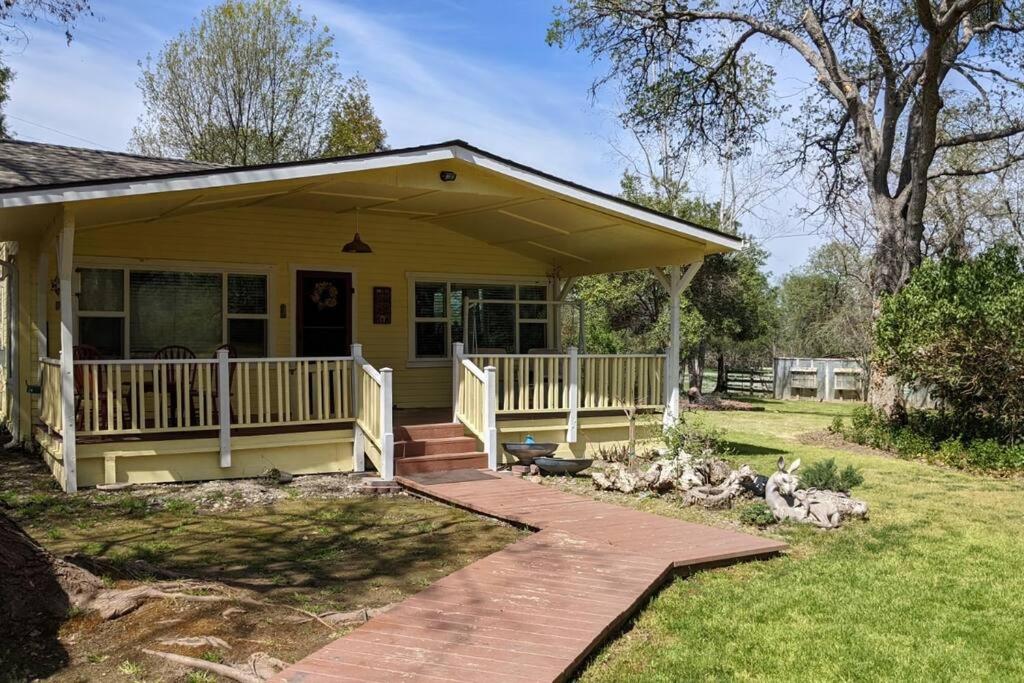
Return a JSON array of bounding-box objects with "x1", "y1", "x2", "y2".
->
[
  {"x1": 686, "y1": 340, "x2": 707, "y2": 396},
  {"x1": 714, "y1": 351, "x2": 728, "y2": 393},
  {"x1": 0, "y1": 509, "x2": 102, "y2": 675}
]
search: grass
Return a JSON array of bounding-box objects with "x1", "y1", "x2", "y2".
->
[{"x1": 572, "y1": 398, "x2": 1024, "y2": 681}]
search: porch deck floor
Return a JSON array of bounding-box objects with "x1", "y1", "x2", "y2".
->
[{"x1": 273, "y1": 470, "x2": 786, "y2": 683}]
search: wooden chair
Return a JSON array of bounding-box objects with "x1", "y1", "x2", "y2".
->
[
  {"x1": 212, "y1": 344, "x2": 237, "y2": 422},
  {"x1": 154, "y1": 345, "x2": 196, "y2": 426}
]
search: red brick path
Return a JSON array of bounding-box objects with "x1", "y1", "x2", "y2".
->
[{"x1": 274, "y1": 470, "x2": 785, "y2": 682}]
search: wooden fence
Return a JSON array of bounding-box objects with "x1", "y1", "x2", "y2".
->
[{"x1": 724, "y1": 368, "x2": 775, "y2": 397}]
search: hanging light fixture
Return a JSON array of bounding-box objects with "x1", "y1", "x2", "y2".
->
[{"x1": 342, "y1": 208, "x2": 373, "y2": 253}]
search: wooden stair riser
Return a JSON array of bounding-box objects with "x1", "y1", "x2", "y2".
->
[{"x1": 395, "y1": 436, "x2": 479, "y2": 457}]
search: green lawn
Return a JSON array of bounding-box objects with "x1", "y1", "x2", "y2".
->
[{"x1": 576, "y1": 399, "x2": 1024, "y2": 681}]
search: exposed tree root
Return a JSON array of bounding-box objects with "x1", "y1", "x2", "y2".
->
[{"x1": 141, "y1": 649, "x2": 265, "y2": 683}]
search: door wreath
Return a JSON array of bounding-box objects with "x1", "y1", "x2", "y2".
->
[{"x1": 310, "y1": 281, "x2": 339, "y2": 310}]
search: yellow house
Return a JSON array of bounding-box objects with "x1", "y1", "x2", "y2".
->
[{"x1": 0, "y1": 139, "x2": 740, "y2": 492}]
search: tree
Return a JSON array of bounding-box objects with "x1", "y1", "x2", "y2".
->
[
  {"x1": 323, "y1": 76, "x2": 388, "y2": 157},
  {"x1": 875, "y1": 242, "x2": 1024, "y2": 442},
  {"x1": 0, "y1": 0, "x2": 91, "y2": 44},
  {"x1": 550, "y1": 0, "x2": 1024, "y2": 409},
  {"x1": 0, "y1": 59, "x2": 12, "y2": 139},
  {"x1": 776, "y1": 242, "x2": 873, "y2": 359},
  {"x1": 131, "y1": 0, "x2": 387, "y2": 164},
  {"x1": 574, "y1": 170, "x2": 776, "y2": 395}
]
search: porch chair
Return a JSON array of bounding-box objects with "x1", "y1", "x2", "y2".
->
[{"x1": 154, "y1": 345, "x2": 197, "y2": 426}]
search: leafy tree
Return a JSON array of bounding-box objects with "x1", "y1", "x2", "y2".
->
[
  {"x1": 776, "y1": 242, "x2": 873, "y2": 359},
  {"x1": 550, "y1": 0, "x2": 1024, "y2": 410},
  {"x1": 323, "y1": 76, "x2": 388, "y2": 157},
  {"x1": 131, "y1": 0, "x2": 386, "y2": 164},
  {"x1": 574, "y1": 171, "x2": 776, "y2": 395},
  {"x1": 875, "y1": 243, "x2": 1024, "y2": 442}
]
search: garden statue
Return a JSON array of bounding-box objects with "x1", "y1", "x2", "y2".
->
[{"x1": 766, "y1": 457, "x2": 842, "y2": 528}]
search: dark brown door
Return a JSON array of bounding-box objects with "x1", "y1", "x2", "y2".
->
[{"x1": 296, "y1": 271, "x2": 353, "y2": 357}]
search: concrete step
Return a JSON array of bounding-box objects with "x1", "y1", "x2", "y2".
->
[
  {"x1": 395, "y1": 451, "x2": 488, "y2": 476},
  {"x1": 395, "y1": 422, "x2": 465, "y2": 441},
  {"x1": 394, "y1": 436, "x2": 479, "y2": 457}
]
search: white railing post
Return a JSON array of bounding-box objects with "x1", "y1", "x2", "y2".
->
[
  {"x1": 351, "y1": 343, "x2": 365, "y2": 472},
  {"x1": 217, "y1": 348, "x2": 231, "y2": 468},
  {"x1": 567, "y1": 346, "x2": 579, "y2": 443},
  {"x1": 483, "y1": 365, "x2": 498, "y2": 470},
  {"x1": 380, "y1": 367, "x2": 394, "y2": 480},
  {"x1": 451, "y1": 342, "x2": 464, "y2": 423}
]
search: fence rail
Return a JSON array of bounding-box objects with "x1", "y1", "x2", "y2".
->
[
  {"x1": 725, "y1": 368, "x2": 774, "y2": 397},
  {"x1": 230, "y1": 358, "x2": 353, "y2": 428},
  {"x1": 579, "y1": 354, "x2": 664, "y2": 411},
  {"x1": 456, "y1": 360, "x2": 489, "y2": 439}
]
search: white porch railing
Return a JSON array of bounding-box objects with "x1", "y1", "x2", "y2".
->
[
  {"x1": 352, "y1": 344, "x2": 394, "y2": 480},
  {"x1": 453, "y1": 343, "x2": 668, "y2": 456},
  {"x1": 41, "y1": 346, "x2": 396, "y2": 480},
  {"x1": 454, "y1": 356, "x2": 498, "y2": 470}
]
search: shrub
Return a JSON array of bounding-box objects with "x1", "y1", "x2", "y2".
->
[
  {"x1": 663, "y1": 413, "x2": 730, "y2": 457},
  {"x1": 828, "y1": 416, "x2": 844, "y2": 434},
  {"x1": 797, "y1": 458, "x2": 864, "y2": 492},
  {"x1": 875, "y1": 242, "x2": 1024, "y2": 443},
  {"x1": 892, "y1": 429, "x2": 934, "y2": 460},
  {"x1": 935, "y1": 438, "x2": 968, "y2": 468},
  {"x1": 739, "y1": 502, "x2": 775, "y2": 527}
]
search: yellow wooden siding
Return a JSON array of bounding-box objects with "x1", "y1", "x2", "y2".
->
[{"x1": 57, "y1": 206, "x2": 550, "y2": 408}]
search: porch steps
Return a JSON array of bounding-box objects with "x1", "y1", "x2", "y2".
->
[{"x1": 393, "y1": 422, "x2": 488, "y2": 475}]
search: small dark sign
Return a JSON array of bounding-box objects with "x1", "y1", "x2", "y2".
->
[{"x1": 373, "y1": 286, "x2": 392, "y2": 325}]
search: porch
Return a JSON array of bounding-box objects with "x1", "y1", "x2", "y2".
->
[
  {"x1": 0, "y1": 139, "x2": 741, "y2": 491},
  {"x1": 35, "y1": 342, "x2": 670, "y2": 487}
]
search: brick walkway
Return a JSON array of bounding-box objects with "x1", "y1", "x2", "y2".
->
[{"x1": 274, "y1": 470, "x2": 786, "y2": 682}]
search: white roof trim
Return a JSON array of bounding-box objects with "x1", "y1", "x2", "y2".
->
[{"x1": 0, "y1": 142, "x2": 741, "y2": 250}]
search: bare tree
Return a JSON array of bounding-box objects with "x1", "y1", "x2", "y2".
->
[{"x1": 550, "y1": 0, "x2": 1024, "y2": 410}]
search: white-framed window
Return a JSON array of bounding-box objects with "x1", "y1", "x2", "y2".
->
[
  {"x1": 409, "y1": 278, "x2": 551, "y2": 361},
  {"x1": 76, "y1": 266, "x2": 269, "y2": 358}
]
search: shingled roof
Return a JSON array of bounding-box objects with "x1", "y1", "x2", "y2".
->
[{"x1": 0, "y1": 138, "x2": 219, "y2": 191}]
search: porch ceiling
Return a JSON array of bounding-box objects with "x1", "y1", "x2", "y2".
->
[{"x1": 0, "y1": 141, "x2": 740, "y2": 276}]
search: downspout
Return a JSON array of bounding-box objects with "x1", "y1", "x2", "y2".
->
[{"x1": 0, "y1": 246, "x2": 19, "y2": 448}]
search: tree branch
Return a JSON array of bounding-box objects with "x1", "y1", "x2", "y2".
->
[{"x1": 937, "y1": 122, "x2": 1024, "y2": 148}]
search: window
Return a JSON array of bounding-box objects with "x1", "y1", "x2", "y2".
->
[
  {"x1": 410, "y1": 279, "x2": 550, "y2": 360},
  {"x1": 77, "y1": 267, "x2": 269, "y2": 359},
  {"x1": 77, "y1": 268, "x2": 124, "y2": 358}
]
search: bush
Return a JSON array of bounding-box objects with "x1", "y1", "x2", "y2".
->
[
  {"x1": 663, "y1": 413, "x2": 730, "y2": 457},
  {"x1": 739, "y1": 501, "x2": 775, "y2": 527},
  {"x1": 828, "y1": 416, "x2": 844, "y2": 434},
  {"x1": 842, "y1": 405, "x2": 1024, "y2": 474},
  {"x1": 797, "y1": 458, "x2": 864, "y2": 492},
  {"x1": 875, "y1": 242, "x2": 1024, "y2": 443}
]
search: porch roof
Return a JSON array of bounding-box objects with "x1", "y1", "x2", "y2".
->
[{"x1": 0, "y1": 139, "x2": 741, "y2": 276}]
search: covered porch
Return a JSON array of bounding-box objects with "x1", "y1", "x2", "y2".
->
[{"x1": 0, "y1": 140, "x2": 739, "y2": 491}]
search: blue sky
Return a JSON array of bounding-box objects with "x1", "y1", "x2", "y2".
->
[{"x1": 3, "y1": 0, "x2": 823, "y2": 276}]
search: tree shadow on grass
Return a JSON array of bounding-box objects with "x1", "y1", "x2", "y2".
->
[{"x1": 725, "y1": 441, "x2": 788, "y2": 457}]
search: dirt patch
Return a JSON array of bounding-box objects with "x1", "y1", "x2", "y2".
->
[
  {"x1": 683, "y1": 395, "x2": 765, "y2": 412},
  {"x1": 1, "y1": 448, "x2": 526, "y2": 681},
  {"x1": 797, "y1": 429, "x2": 897, "y2": 459}
]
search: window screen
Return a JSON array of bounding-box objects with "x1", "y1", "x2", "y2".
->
[{"x1": 130, "y1": 271, "x2": 222, "y2": 357}]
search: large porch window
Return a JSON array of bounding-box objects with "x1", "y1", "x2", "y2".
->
[
  {"x1": 76, "y1": 266, "x2": 269, "y2": 358},
  {"x1": 411, "y1": 279, "x2": 550, "y2": 360}
]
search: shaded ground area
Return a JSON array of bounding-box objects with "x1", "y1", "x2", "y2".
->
[
  {"x1": 541, "y1": 399, "x2": 1024, "y2": 681},
  {"x1": 0, "y1": 449, "x2": 524, "y2": 681}
]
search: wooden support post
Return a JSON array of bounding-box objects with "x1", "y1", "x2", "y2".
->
[
  {"x1": 451, "y1": 341, "x2": 464, "y2": 423},
  {"x1": 567, "y1": 346, "x2": 579, "y2": 443},
  {"x1": 57, "y1": 211, "x2": 77, "y2": 492},
  {"x1": 483, "y1": 365, "x2": 498, "y2": 470},
  {"x1": 350, "y1": 343, "x2": 365, "y2": 472},
  {"x1": 380, "y1": 367, "x2": 394, "y2": 481},
  {"x1": 217, "y1": 348, "x2": 231, "y2": 467}
]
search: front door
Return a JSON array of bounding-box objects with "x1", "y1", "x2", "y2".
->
[{"x1": 296, "y1": 271, "x2": 353, "y2": 356}]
